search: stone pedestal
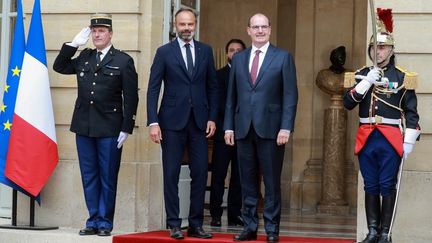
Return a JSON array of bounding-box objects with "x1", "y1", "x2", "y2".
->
[
  {"x1": 315, "y1": 68, "x2": 350, "y2": 215},
  {"x1": 317, "y1": 96, "x2": 349, "y2": 214}
]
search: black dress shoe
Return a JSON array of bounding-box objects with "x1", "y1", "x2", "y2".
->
[
  {"x1": 170, "y1": 227, "x2": 184, "y2": 240},
  {"x1": 97, "y1": 229, "x2": 111, "y2": 236},
  {"x1": 234, "y1": 231, "x2": 257, "y2": 241},
  {"x1": 228, "y1": 216, "x2": 245, "y2": 226},
  {"x1": 266, "y1": 233, "x2": 279, "y2": 243},
  {"x1": 187, "y1": 226, "x2": 213, "y2": 239},
  {"x1": 78, "y1": 227, "x2": 98, "y2": 235},
  {"x1": 210, "y1": 218, "x2": 222, "y2": 227}
]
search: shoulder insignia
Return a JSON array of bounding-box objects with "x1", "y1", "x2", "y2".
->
[
  {"x1": 396, "y1": 66, "x2": 418, "y2": 90},
  {"x1": 344, "y1": 72, "x2": 356, "y2": 88},
  {"x1": 343, "y1": 66, "x2": 368, "y2": 88}
]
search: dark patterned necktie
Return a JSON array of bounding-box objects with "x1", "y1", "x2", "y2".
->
[
  {"x1": 96, "y1": 51, "x2": 102, "y2": 65},
  {"x1": 185, "y1": 43, "x2": 193, "y2": 76}
]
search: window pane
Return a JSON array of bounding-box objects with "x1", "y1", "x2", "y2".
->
[
  {"x1": 181, "y1": 0, "x2": 196, "y2": 9},
  {"x1": 10, "y1": 0, "x2": 17, "y2": 12}
]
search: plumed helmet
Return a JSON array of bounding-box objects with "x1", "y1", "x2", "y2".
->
[{"x1": 369, "y1": 8, "x2": 395, "y2": 46}]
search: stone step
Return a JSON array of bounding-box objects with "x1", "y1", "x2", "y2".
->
[{"x1": 0, "y1": 228, "x2": 115, "y2": 243}]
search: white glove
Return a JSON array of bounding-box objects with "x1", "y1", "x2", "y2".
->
[
  {"x1": 117, "y1": 131, "x2": 129, "y2": 149},
  {"x1": 70, "y1": 27, "x2": 91, "y2": 47},
  {"x1": 403, "y1": 142, "x2": 414, "y2": 160},
  {"x1": 354, "y1": 67, "x2": 383, "y2": 94},
  {"x1": 355, "y1": 67, "x2": 382, "y2": 83}
]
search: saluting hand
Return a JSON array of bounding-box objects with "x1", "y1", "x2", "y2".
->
[
  {"x1": 206, "y1": 121, "x2": 216, "y2": 138},
  {"x1": 70, "y1": 27, "x2": 91, "y2": 47}
]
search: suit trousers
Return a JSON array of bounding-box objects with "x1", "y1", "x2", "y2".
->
[
  {"x1": 209, "y1": 140, "x2": 242, "y2": 220},
  {"x1": 237, "y1": 126, "x2": 285, "y2": 234},
  {"x1": 161, "y1": 112, "x2": 209, "y2": 228},
  {"x1": 76, "y1": 135, "x2": 122, "y2": 230}
]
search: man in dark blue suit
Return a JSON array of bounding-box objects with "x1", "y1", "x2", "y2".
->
[
  {"x1": 146, "y1": 8, "x2": 218, "y2": 240},
  {"x1": 209, "y1": 39, "x2": 246, "y2": 227},
  {"x1": 224, "y1": 13, "x2": 298, "y2": 243},
  {"x1": 53, "y1": 14, "x2": 139, "y2": 237}
]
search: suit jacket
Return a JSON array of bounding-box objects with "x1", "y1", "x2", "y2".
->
[
  {"x1": 53, "y1": 44, "x2": 139, "y2": 137},
  {"x1": 146, "y1": 39, "x2": 218, "y2": 131},
  {"x1": 224, "y1": 44, "x2": 298, "y2": 140},
  {"x1": 214, "y1": 64, "x2": 230, "y2": 141}
]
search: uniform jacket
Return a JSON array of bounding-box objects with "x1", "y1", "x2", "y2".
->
[
  {"x1": 224, "y1": 44, "x2": 298, "y2": 140},
  {"x1": 343, "y1": 63, "x2": 419, "y2": 130},
  {"x1": 53, "y1": 44, "x2": 139, "y2": 137},
  {"x1": 146, "y1": 38, "x2": 218, "y2": 131}
]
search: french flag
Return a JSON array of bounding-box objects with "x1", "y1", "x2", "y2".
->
[{"x1": 5, "y1": 0, "x2": 58, "y2": 197}]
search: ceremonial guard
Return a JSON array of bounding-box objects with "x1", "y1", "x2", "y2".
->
[
  {"x1": 53, "y1": 13, "x2": 139, "y2": 236},
  {"x1": 343, "y1": 9, "x2": 420, "y2": 243}
]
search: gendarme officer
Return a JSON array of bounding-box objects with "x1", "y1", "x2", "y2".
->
[{"x1": 53, "y1": 13, "x2": 139, "y2": 237}]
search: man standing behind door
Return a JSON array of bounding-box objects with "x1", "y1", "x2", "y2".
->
[
  {"x1": 147, "y1": 8, "x2": 218, "y2": 240},
  {"x1": 53, "y1": 13, "x2": 139, "y2": 236},
  {"x1": 224, "y1": 13, "x2": 298, "y2": 243}
]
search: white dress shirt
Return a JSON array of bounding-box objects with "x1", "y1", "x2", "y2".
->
[
  {"x1": 177, "y1": 38, "x2": 195, "y2": 70},
  {"x1": 248, "y1": 42, "x2": 270, "y2": 75}
]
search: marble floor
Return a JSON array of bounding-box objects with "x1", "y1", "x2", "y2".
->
[{"x1": 202, "y1": 210, "x2": 357, "y2": 240}]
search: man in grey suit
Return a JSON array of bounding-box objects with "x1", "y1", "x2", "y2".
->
[{"x1": 224, "y1": 13, "x2": 298, "y2": 243}]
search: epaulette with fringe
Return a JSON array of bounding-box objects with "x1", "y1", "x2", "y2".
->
[
  {"x1": 344, "y1": 66, "x2": 368, "y2": 88},
  {"x1": 396, "y1": 66, "x2": 418, "y2": 90}
]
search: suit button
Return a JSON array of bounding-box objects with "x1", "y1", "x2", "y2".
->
[
  {"x1": 94, "y1": 73, "x2": 98, "y2": 76},
  {"x1": 93, "y1": 82, "x2": 96, "y2": 85},
  {"x1": 113, "y1": 108, "x2": 117, "y2": 112},
  {"x1": 91, "y1": 91, "x2": 94, "y2": 95},
  {"x1": 110, "y1": 73, "x2": 113, "y2": 76},
  {"x1": 375, "y1": 106, "x2": 378, "y2": 110},
  {"x1": 90, "y1": 101, "x2": 94, "y2": 104}
]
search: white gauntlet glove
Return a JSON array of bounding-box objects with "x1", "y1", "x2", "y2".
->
[
  {"x1": 403, "y1": 143, "x2": 414, "y2": 160},
  {"x1": 403, "y1": 128, "x2": 421, "y2": 160},
  {"x1": 354, "y1": 67, "x2": 382, "y2": 94},
  {"x1": 70, "y1": 27, "x2": 91, "y2": 47}
]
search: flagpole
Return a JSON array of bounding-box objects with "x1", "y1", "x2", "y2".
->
[{"x1": 11, "y1": 189, "x2": 17, "y2": 226}]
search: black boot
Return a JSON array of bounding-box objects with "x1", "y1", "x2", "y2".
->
[
  {"x1": 378, "y1": 192, "x2": 396, "y2": 243},
  {"x1": 359, "y1": 193, "x2": 380, "y2": 243}
]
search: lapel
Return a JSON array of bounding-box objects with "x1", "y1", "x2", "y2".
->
[
  {"x1": 243, "y1": 47, "x2": 254, "y2": 88},
  {"x1": 171, "y1": 39, "x2": 191, "y2": 80},
  {"x1": 193, "y1": 41, "x2": 202, "y2": 80},
  {"x1": 94, "y1": 46, "x2": 115, "y2": 72},
  {"x1": 254, "y1": 44, "x2": 276, "y2": 87}
]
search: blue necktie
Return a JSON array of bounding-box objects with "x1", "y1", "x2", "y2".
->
[{"x1": 185, "y1": 43, "x2": 193, "y2": 76}]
